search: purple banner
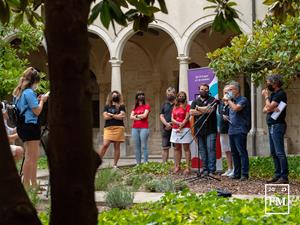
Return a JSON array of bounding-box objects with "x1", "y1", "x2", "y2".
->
[{"x1": 188, "y1": 67, "x2": 217, "y2": 102}]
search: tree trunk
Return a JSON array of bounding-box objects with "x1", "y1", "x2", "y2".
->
[
  {"x1": 45, "y1": 0, "x2": 101, "y2": 225},
  {"x1": 0, "y1": 115, "x2": 41, "y2": 225}
]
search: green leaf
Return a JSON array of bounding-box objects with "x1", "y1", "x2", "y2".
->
[
  {"x1": 13, "y1": 12, "x2": 23, "y2": 27},
  {"x1": 88, "y1": 1, "x2": 103, "y2": 25},
  {"x1": 32, "y1": 10, "x2": 43, "y2": 22},
  {"x1": 112, "y1": 0, "x2": 128, "y2": 8},
  {"x1": 25, "y1": 9, "x2": 36, "y2": 28},
  {"x1": 108, "y1": 0, "x2": 124, "y2": 19},
  {"x1": 0, "y1": 0, "x2": 10, "y2": 25},
  {"x1": 203, "y1": 5, "x2": 217, "y2": 10},
  {"x1": 33, "y1": 0, "x2": 43, "y2": 10},
  {"x1": 100, "y1": 1, "x2": 111, "y2": 29},
  {"x1": 157, "y1": 0, "x2": 168, "y2": 13},
  {"x1": 6, "y1": 0, "x2": 20, "y2": 10},
  {"x1": 20, "y1": 0, "x2": 28, "y2": 10},
  {"x1": 227, "y1": 2, "x2": 237, "y2": 7},
  {"x1": 125, "y1": 8, "x2": 139, "y2": 21},
  {"x1": 206, "y1": 0, "x2": 217, "y2": 3}
]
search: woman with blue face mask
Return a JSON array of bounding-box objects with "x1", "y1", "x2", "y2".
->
[{"x1": 13, "y1": 67, "x2": 48, "y2": 188}]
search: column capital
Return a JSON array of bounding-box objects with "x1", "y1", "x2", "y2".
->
[
  {"x1": 177, "y1": 55, "x2": 190, "y2": 64},
  {"x1": 109, "y1": 59, "x2": 123, "y2": 66}
]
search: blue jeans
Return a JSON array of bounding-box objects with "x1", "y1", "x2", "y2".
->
[
  {"x1": 268, "y1": 123, "x2": 288, "y2": 179},
  {"x1": 229, "y1": 134, "x2": 249, "y2": 178},
  {"x1": 198, "y1": 133, "x2": 216, "y2": 173},
  {"x1": 132, "y1": 128, "x2": 149, "y2": 164}
]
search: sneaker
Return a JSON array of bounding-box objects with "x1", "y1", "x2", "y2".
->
[
  {"x1": 112, "y1": 165, "x2": 118, "y2": 170},
  {"x1": 266, "y1": 177, "x2": 280, "y2": 184},
  {"x1": 230, "y1": 175, "x2": 241, "y2": 180},
  {"x1": 173, "y1": 167, "x2": 181, "y2": 174},
  {"x1": 183, "y1": 168, "x2": 191, "y2": 175},
  {"x1": 202, "y1": 170, "x2": 209, "y2": 176},
  {"x1": 274, "y1": 177, "x2": 289, "y2": 184},
  {"x1": 209, "y1": 171, "x2": 216, "y2": 176},
  {"x1": 221, "y1": 169, "x2": 233, "y2": 177},
  {"x1": 228, "y1": 169, "x2": 234, "y2": 177},
  {"x1": 240, "y1": 176, "x2": 248, "y2": 181}
]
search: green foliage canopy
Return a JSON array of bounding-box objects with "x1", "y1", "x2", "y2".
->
[
  {"x1": 208, "y1": 2, "x2": 300, "y2": 86},
  {"x1": 0, "y1": 23, "x2": 44, "y2": 99}
]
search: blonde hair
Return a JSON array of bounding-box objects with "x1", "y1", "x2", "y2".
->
[
  {"x1": 105, "y1": 90, "x2": 124, "y2": 108},
  {"x1": 13, "y1": 67, "x2": 40, "y2": 98}
]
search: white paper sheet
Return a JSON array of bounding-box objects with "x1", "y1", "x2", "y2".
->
[{"x1": 271, "y1": 101, "x2": 287, "y2": 120}]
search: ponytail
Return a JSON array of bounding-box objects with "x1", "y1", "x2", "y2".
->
[{"x1": 13, "y1": 67, "x2": 40, "y2": 99}]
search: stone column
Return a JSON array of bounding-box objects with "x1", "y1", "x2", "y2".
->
[
  {"x1": 177, "y1": 56, "x2": 190, "y2": 99},
  {"x1": 256, "y1": 85, "x2": 264, "y2": 134},
  {"x1": 110, "y1": 59, "x2": 123, "y2": 92},
  {"x1": 250, "y1": 81, "x2": 257, "y2": 156},
  {"x1": 152, "y1": 72, "x2": 161, "y2": 132}
]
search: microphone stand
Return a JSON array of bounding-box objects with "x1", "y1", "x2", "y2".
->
[
  {"x1": 40, "y1": 123, "x2": 50, "y2": 198},
  {"x1": 184, "y1": 101, "x2": 220, "y2": 182},
  {"x1": 179, "y1": 100, "x2": 218, "y2": 142}
]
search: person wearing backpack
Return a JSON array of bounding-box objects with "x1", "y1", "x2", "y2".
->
[
  {"x1": 1, "y1": 101, "x2": 24, "y2": 161},
  {"x1": 13, "y1": 67, "x2": 48, "y2": 188}
]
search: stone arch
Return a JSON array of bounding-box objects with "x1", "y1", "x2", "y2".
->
[
  {"x1": 113, "y1": 19, "x2": 181, "y2": 60},
  {"x1": 88, "y1": 24, "x2": 113, "y2": 57},
  {"x1": 182, "y1": 15, "x2": 252, "y2": 56},
  {"x1": 128, "y1": 40, "x2": 155, "y2": 68},
  {"x1": 4, "y1": 32, "x2": 48, "y2": 54}
]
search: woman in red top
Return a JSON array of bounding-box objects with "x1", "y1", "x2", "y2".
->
[
  {"x1": 130, "y1": 91, "x2": 151, "y2": 164},
  {"x1": 170, "y1": 91, "x2": 192, "y2": 174}
]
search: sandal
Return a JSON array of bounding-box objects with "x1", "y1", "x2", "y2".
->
[
  {"x1": 183, "y1": 168, "x2": 191, "y2": 175},
  {"x1": 173, "y1": 167, "x2": 181, "y2": 174}
]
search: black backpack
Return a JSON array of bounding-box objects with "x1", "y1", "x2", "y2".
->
[{"x1": 6, "y1": 103, "x2": 25, "y2": 127}]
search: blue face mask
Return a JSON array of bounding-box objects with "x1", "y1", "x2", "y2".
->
[{"x1": 227, "y1": 91, "x2": 235, "y2": 99}]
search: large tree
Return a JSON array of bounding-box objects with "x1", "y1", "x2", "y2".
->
[
  {"x1": 0, "y1": 0, "x2": 167, "y2": 224},
  {"x1": 0, "y1": 0, "x2": 242, "y2": 224}
]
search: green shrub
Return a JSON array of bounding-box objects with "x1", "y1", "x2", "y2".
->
[
  {"x1": 144, "y1": 177, "x2": 185, "y2": 193},
  {"x1": 144, "y1": 179, "x2": 158, "y2": 192},
  {"x1": 125, "y1": 174, "x2": 153, "y2": 191},
  {"x1": 99, "y1": 190, "x2": 300, "y2": 224},
  {"x1": 95, "y1": 168, "x2": 122, "y2": 191},
  {"x1": 130, "y1": 161, "x2": 173, "y2": 175},
  {"x1": 105, "y1": 186, "x2": 134, "y2": 209},
  {"x1": 38, "y1": 156, "x2": 48, "y2": 169},
  {"x1": 27, "y1": 187, "x2": 41, "y2": 207},
  {"x1": 223, "y1": 156, "x2": 300, "y2": 182},
  {"x1": 174, "y1": 179, "x2": 188, "y2": 191}
]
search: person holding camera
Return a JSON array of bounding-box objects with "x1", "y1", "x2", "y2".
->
[
  {"x1": 219, "y1": 85, "x2": 233, "y2": 177},
  {"x1": 97, "y1": 91, "x2": 126, "y2": 168},
  {"x1": 160, "y1": 87, "x2": 176, "y2": 163},
  {"x1": 190, "y1": 83, "x2": 217, "y2": 176},
  {"x1": 130, "y1": 91, "x2": 151, "y2": 165},
  {"x1": 224, "y1": 81, "x2": 250, "y2": 181},
  {"x1": 1, "y1": 101, "x2": 24, "y2": 161},
  {"x1": 262, "y1": 74, "x2": 289, "y2": 184},
  {"x1": 13, "y1": 67, "x2": 48, "y2": 188}
]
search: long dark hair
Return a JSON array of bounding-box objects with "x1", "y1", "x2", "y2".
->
[
  {"x1": 134, "y1": 90, "x2": 145, "y2": 110},
  {"x1": 13, "y1": 67, "x2": 40, "y2": 98},
  {"x1": 174, "y1": 91, "x2": 188, "y2": 109}
]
